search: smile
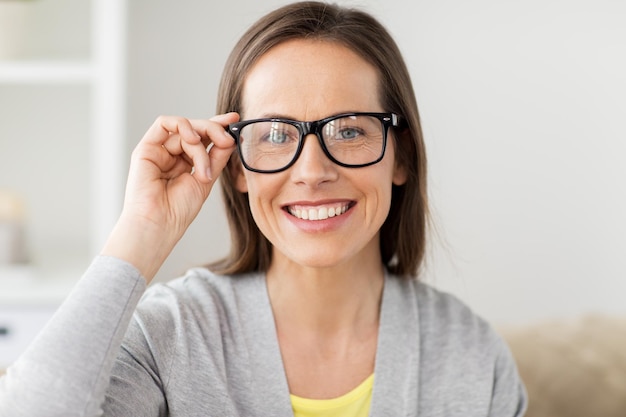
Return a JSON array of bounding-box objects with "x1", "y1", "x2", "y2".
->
[{"x1": 286, "y1": 203, "x2": 352, "y2": 221}]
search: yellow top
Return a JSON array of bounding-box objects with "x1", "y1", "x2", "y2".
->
[{"x1": 290, "y1": 374, "x2": 374, "y2": 417}]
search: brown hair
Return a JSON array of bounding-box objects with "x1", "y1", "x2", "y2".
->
[{"x1": 210, "y1": 1, "x2": 428, "y2": 277}]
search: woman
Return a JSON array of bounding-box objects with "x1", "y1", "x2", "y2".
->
[{"x1": 0, "y1": 2, "x2": 527, "y2": 416}]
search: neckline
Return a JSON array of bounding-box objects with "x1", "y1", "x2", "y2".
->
[
  {"x1": 290, "y1": 373, "x2": 375, "y2": 408},
  {"x1": 235, "y1": 271, "x2": 421, "y2": 416}
]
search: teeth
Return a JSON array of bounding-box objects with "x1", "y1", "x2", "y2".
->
[{"x1": 288, "y1": 204, "x2": 349, "y2": 221}]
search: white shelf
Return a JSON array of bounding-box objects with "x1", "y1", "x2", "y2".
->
[
  {"x1": 0, "y1": 61, "x2": 93, "y2": 84},
  {"x1": 0, "y1": 0, "x2": 126, "y2": 306}
]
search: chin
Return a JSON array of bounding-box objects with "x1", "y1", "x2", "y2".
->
[{"x1": 274, "y1": 245, "x2": 370, "y2": 272}]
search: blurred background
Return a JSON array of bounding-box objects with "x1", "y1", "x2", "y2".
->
[{"x1": 0, "y1": 0, "x2": 624, "y2": 335}]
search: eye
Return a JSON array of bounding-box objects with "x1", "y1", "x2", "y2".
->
[
  {"x1": 259, "y1": 122, "x2": 295, "y2": 145},
  {"x1": 265, "y1": 130, "x2": 289, "y2": 144},
  {"x1": 337, "y1": 127, "x2": 362, "y2": 140}
]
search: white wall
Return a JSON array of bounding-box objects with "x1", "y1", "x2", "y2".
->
[{"x1": 126, "y1": 0, "x2": 626, "y2": 325}]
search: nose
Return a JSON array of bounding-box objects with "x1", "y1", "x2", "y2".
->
[{"x1": 289, "y1": 133, "x2": 338, "y2": 186}]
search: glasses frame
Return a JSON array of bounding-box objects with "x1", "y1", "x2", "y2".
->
[{"x1": 227, "y1": 112, "x2": 399, "y2": 173}]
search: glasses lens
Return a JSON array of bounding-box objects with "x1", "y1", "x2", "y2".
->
[
  {"x1": 322, "y1": 115, "x2": 385, "y2": 166},
  {"x1": 235, "y1": 114, "x2": 388, "y2": 172},
  {"x1": 238, "y1": 121, "x2": 300, "y2": 171}
]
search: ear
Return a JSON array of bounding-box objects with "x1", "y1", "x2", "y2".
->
[
  {"x1": 391, "y1": 131, "x2": 408, "y2": 186},
  {"x1": 230, "y1": 159, "x2": 248, "y2": 193},
  {"x1": 392, "y1": 162, "x2": 408, "y2": 186}
]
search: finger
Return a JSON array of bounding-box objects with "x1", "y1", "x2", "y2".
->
[
  {"x1": 141, "y1": 114, "x2": 240, "y2": 183},
  {"x1": 142, "y1": 115, "x2": 201, "y2": 147},
  {"x1": 161, "y1": 155, "x2": 193, "y2": 180},
  {"x1": 161, "y1": 133, "x2": 187, "y2": 155},
  {"x1": 189, "y1": 112, "x2": 240, "y2": 149},
  {"x1": 207, "y1": 144, "x2": 237, "y2": 181},
  {"x1": 135, "y1": 117, "x2": 203, "y2": 174},
  {"x1": 209, "y1": 111, "x2": 240, "y2": 127},
  {"x1": 186, "y1": 113, "x2": 240, "y2": 180},
  {"x1": 150, "y1": 118, "x2": 214, "y2": 183}
]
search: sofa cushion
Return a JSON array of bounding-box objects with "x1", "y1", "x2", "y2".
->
[{"x1": 500, "y1": 315, "x2": 626, "y2": 417}]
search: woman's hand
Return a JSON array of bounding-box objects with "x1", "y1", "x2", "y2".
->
[{"x1": 101, "y1": 113, "x2": 239, "y2": 282}]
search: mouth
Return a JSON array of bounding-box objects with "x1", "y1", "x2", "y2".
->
[{"x1": 285, "y1": 202, "x2": 354, "y2": 221}]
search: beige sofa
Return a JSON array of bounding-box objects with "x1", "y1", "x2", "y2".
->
[{"x1": 501, "y1": 314, "x2": 626, "y2": 417}]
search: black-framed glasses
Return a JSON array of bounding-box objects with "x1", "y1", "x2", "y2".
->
[{"x1": 227, "y1": 112, "x2": 399, "y2": 173}]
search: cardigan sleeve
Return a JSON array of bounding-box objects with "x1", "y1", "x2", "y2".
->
[
  {"x1": 101, "y1": 289, "x2": 178, "y2": 417},
  {"x1": 489, "y1": 335, "x2": 528, "y2": 416},
  {"x1": 0, "y1": 256, "x2": 146, "y2": 417},
  {"x1": 102, "y1": 336, "x2": 169, "y2": 417}
]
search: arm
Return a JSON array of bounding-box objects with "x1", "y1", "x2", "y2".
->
[
  {"x1": 0, "y1": 256, "x2": 145, "y2": 417},
  {"x1": 489, "y1": 336, "x2": 528, "y2": 417},
  {"x1": 103, "y1": 312, "x2": 170, "y2": 417},
  {"x1": 0, "y1": 114, "x2": 239, "y2": 417}
]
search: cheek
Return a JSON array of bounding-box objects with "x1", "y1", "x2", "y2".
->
[
  {"x1": 245, "y1": 187, "x2": 269, "y2": 236},
  {"x1": 244, "y1": 178, "x2": 287, "y2": 249},
  {"x1": 376, "y1": 162, "x2": 399, "y2": 214},
  {"x1": 242, "y1": 175, "x2": 282, "y2": 219},
  {"x1": 356, "y1": 169, "x2": 395, "y2": 215}
]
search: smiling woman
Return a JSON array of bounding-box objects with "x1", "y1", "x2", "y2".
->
[{"x1": 0, "y1": 2, "x2": 526, "y2": 416}]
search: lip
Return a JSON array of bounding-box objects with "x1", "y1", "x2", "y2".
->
[{"x1": 282, "y1": 199, "x2": 356, "y2": 231}]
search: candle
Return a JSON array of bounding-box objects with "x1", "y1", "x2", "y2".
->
[{"x1": 0, "y1": 190, "x2": 27, "y2": 265}]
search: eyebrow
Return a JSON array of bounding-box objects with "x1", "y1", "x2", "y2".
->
[
  {"x1": 251, "y1": 110, "x2": 365, "y2": 121},
  {"x1": 256, "y1": 113, "x2": 295, "y2": 120}
]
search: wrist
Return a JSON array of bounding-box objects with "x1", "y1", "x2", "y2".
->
[{"x1": 100, "y1": 214, "x2": 178, "y2": 282}]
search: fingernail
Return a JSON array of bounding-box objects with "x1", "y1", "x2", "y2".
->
[{"x1": 206, "y1": 167, "x2": 213, "y2": 181}]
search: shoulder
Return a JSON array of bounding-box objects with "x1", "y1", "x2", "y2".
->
[
  {"x1": 120, "y1": 267, "x2": 266, "y2": 365},
  {"x1": 136, "y1": 267, "x2": 264, "y2": 321},
  {"x1": 386, "y1": 275, "x2": 514, "y2": 375},
  {"x1": 123, "y1": 268, "x2": 265, "y2": 357},
  {"x1": 414, "y1": 280, "x2": 495, "y2": 342},
  {"x1": 387, "y1": 276, "x2": 495, "y2": 342},
  {"x1": 387, "y1": 277, "x2": 527, "y2": 414}
]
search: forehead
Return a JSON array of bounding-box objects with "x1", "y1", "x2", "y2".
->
[{"x1": 241, "y1": 39, "x2": 382, "y2": 120}]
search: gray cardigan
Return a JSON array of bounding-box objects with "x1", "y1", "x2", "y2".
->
[{"x1": 0, "y1": 256, "x2": 527, "y2": 416}]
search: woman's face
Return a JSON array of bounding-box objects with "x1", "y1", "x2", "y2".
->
[{"x1": 236, "y1": 39, "x2": 406, "y2": 271}]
